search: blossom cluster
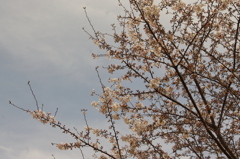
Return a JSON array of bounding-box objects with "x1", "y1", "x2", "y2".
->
[
  {"x1": 91, "y1": 85, "x2": 133, "y2": 115},
  {"x1": 143, "y1": 4, "x2": 160, "y2": 25},
  {"x1": 149, "y1": 78, "x2": 160, "y2": 89},
  {"x1": 30, "y1": 110, "x2": 57, "y2": 124},
  {"x1": 55, "y1": 141, "x2": 82, "y2": 150}
]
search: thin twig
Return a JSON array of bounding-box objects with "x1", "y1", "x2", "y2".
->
[
  {"x1": 9, "y1": 101, "x2": 28, "y2": 112},
  {"x1": 79, "y1": 147, "x2": 85, "y2": 159},
  {"x1": 28, "y1": 81, "x2": 39, "y2": 110},
  {"x1": 95, "y1": 66, "x2": 105, "y2": 91},
  {"x1": 52, "y1": 154, "x2": 56, "y2": 159},
  {"x1": 106, "y1": 103, "x2": 122, "y2": 158},
  {"x1": 83, "y1": 7, "x2": 97, "y2": 37},
  {"x1": 81, "y1": 109, "x2": 90, "y2": 142},
  {"x1": 54, "y1": 108, "x2": 58, "y2": 118}
]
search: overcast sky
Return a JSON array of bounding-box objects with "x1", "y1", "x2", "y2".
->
[{"x1": 0, "y1": 0, "x2": 128, "y2": 158}]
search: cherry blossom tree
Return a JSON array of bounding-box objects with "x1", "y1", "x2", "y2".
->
[{"x1": 10, "y1": 0, "x2": 240, "y2": 158}]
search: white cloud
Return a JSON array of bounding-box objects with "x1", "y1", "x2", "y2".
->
[
  {"x1": 1, "y1": 146, "x2": 82, "y2": 159},
  {"x1": 0, "y1": 145, "x2": 11, "y2": 153},
  {"x1": 12, "y1": 149, "x2": 52, "y2": 159}
]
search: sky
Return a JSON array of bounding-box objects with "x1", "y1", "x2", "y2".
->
[{"x1": 0, "y1": 0, "x2": 127, "y2": 159}]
